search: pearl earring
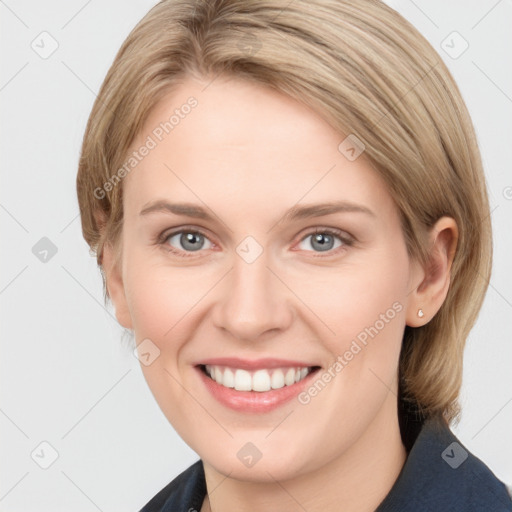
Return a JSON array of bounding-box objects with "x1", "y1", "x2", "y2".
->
[{"x1": 417, "y1": 309, "x2": 424, "y2": 318}]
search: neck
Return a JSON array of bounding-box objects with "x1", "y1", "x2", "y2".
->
[{"x1": 202, "y1": 396, "x2": 407, "y2": 512}]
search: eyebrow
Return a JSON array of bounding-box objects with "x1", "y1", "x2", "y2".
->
[{"x1": 139, "y1": 199, "x2": 375, "y2": 223}]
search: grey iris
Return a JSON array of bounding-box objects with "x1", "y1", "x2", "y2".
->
[
  {"x1": 181, "y1": 232, "x2": 204, "y2": 251},
  {"x1": 311, "y1": 233, "x2": 334, "y2": 251}
]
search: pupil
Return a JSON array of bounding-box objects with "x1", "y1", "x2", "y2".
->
[
  {"x1": 182, "y1": 232, "x2": 203, "y2": 251},
  {"x1": 312, "y1": 233, "x2": 333, "y2": 251}
]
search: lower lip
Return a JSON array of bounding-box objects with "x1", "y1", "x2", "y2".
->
[{"x1": 196, "y1": 366, "x2": 319, "y2": 413}]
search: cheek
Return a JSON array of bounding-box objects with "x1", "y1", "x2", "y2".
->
[
  {"x1": 123, "y1": 257, "x2": 205, "y2": 422},
  {"x1": 287, "y1": 249, "x2": 408, "y2": 351},
  {"x1": 123, "y1": 245, "x2": 213, "y2": 342},
  {"x1": 289, "y1": 247, "x2": 409, "y2": 403}
]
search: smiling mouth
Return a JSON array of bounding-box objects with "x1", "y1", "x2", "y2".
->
[{"x1": 199, "y1": 364, "x2": 321, "y2": 392}]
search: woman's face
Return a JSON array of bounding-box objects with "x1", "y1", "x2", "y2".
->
[{"x1": 111, "y1": 74, "x2": 421, "y2": 481}]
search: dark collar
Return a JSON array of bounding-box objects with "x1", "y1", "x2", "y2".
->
[
  {"x1": 139, "y1": 418, "x2": 512, "y2": 511},
  {"x1": 376, "y1": 416, "x2": 511, "y2": 511}
]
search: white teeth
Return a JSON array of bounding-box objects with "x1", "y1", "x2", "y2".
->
[
  {"x1": 285, "y1": 368, "x2": 296, "y2": 386},
  {"x1": 271, "y1": 369, "x2": 285, "y2": 389},
  {"x1": 214, "y1": 366, "x2": 223, "y2": 385},
  {"x1": 223, "y1": 367, "x2": 235, "y2": 388},
  {"x1": 204, "y1": 365, "x2": 313, "y2": 392},
  {"x1": 234, "y1": 369, "x2": 252, "y2": 391},
  {"x1": 252, "y1": 370, "x2": 271, "y2": 392}
]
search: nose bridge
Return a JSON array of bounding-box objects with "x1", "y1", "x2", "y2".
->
[{"x1": 212, "y1": 244, "x2": 291, "y2": 341}]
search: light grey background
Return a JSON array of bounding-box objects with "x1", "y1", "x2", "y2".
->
[{"x1": 1, "y1": 0, "x2": 511, "y2": 510}]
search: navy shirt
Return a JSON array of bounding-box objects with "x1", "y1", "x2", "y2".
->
[{"x1": 139, "y1": 417, "x2": 512, "y2": 511}]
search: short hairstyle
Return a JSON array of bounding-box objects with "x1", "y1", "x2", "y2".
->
[{"x1": 76, "y1": 0, "x2": 492, "y2": 428}]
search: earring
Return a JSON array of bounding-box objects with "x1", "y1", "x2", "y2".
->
[{"x1": 417, "y1": 309, "x2": 424, "y2": 318}]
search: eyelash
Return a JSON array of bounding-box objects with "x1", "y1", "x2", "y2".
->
[{"x1": 156, "y1": 226, "x2": 355, "y2": 258}]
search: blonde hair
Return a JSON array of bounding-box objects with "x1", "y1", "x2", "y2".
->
[{"x1": 76, "y1": 0, "x2": 492, "y2": 427}]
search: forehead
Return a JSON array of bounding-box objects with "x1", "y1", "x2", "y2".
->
[{"x1": 122, "y1": 75, "x2": 395, "y2": 221}]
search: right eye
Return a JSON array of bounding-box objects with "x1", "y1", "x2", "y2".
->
[{"x1": 161, "y1": 229, "x2": 213, "y2": 256}]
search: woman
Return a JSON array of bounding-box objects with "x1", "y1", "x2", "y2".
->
[{"x1": 76, "y1": 0, "x2": 512, "y2": 510}]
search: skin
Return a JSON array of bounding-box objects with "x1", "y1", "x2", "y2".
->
[{"x1": 102, "y1": 74, "x2": 457, "y2": 512}]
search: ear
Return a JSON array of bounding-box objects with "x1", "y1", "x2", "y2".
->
[
  {"x1": 102, "y1": 240, "x2": 133, "y2": 330},
  {"x1": 406, "y1": 217, "x2": 458, "y2": 327}
]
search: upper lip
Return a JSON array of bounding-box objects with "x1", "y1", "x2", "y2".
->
[{"x1": 195, "y1": 357, "x2": 321, "y2": 371}]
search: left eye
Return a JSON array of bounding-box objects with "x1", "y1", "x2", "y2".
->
[
  {"x1": 166, "y1": 231, "x2": 213, "y2": 252},
  {"x1": 298, "y1": 231, "x2": 344, "y2": 252}
]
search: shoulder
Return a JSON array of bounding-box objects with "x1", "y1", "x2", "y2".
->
[
  {"x1": 377, "y1": 417, "x2": 512, "y2": 511},
  {"x1": 138, "y1": 459, "x2": 206, "y2": 512}
]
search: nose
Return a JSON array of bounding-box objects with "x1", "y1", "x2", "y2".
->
[{"x1": 211, "y1": 249, "x2": 294, "y2": 342}]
